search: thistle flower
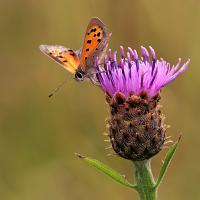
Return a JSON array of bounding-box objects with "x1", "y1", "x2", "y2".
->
[{"x1": 96, "y1": 46, "x2": 190, "y2": 161}]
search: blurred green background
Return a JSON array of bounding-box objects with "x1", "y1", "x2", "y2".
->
[{"x1": 0, "y1": 0, "x2": 199, "y2": 199}]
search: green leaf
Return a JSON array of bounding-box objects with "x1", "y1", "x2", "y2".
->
[
  {"x1": 154, "y1": 136, "x2": 181, "y2": 189},
  {"x1": 75, "y1": 153, "x2": 135, "y2": 189}
]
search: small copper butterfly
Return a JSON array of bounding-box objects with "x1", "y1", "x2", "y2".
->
[{"x1": 39, "y1": 17, "x2": 111, "y2": 84}]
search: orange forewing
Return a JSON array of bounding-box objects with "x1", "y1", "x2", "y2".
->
[
  {"x1": 39, "y1": 45, "x2": 80, "y2": 74},
  {"x1": 80, "y1": 18, "x2": 105, "y2": 70}
]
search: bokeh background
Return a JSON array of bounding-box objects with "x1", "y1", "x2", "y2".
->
[{"x1": 0, "y1": 0, "x2": 199, "y2": 199}]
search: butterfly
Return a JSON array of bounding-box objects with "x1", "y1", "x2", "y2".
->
[{"x1": 39, "y1": 17, "x2": 111, "y2": 84}]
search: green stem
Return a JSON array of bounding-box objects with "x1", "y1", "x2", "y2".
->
[{"x1": 134, "y1": 160, "x2": 157, "y2": 200}]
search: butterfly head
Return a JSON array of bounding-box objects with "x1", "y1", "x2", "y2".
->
[{"x1": 74, "y1": 69, "x2": 85, "y2": 81}]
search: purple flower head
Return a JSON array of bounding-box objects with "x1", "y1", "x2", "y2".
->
[{"x1": 96, "y1": 46, "x2": 190, "y2": 98}]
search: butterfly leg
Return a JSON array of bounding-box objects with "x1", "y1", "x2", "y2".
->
[{"x1": 89, "y1": 76, "x2": 101, "y2": 86}]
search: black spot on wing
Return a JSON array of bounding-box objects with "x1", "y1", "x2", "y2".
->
[
  {"x1": 87, "y1": 40, "x2": 92, "y2": 44},
  {"x1": 86, "y1": 48, "x2": 89, "y2": 52},
  {"x1": 97, "y1": 39, "x2": 101, "y2": 43},
  {"x1": 90, "y1": 28, "x2": 97, "y2": 33},
  {"x1": 97, "y1": 32, "x2": 101, "y2": 37}
]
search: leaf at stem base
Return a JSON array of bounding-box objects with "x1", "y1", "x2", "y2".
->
[{"x1": 75, "y1": 153, "x2": 136, "y2": 189}]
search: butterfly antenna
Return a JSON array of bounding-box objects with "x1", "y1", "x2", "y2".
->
[{"x1": 48, "y1": 78, "x2": 68, "y2": 98}]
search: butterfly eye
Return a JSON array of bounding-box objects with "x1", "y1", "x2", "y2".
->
[{"x1": 75, "y1": 71, "x2": 84, "y2": 81}]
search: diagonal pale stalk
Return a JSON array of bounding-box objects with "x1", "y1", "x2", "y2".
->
[{"x1": 75, "y1": 153, "x2": 135, "y2": 188}]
